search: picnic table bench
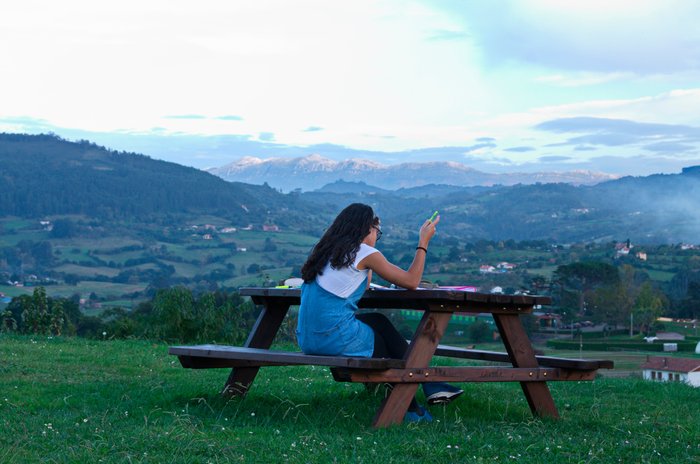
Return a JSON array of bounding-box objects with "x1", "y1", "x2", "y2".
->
[{"x1": 170, "y1": 287, "x2": 613, "y2": 428}]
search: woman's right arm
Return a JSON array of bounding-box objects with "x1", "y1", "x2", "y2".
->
[{"x1": 359, "y1": 216, "x2": 439, "y2": 290}]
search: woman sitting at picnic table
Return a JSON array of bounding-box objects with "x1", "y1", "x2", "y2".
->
[{"x1": 297, "y1": 203, "x2": 463, "y2": 423}]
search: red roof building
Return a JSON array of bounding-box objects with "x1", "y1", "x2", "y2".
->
[{"x1": 640, "y1": 356, "x2": 700, "y2": 387}]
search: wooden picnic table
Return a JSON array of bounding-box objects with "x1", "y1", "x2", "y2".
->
[{"x1": 170, "y1": 287, "x2": 613, "y2": 428}]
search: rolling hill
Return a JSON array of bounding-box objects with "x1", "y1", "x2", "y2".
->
[{"x1": 0, "y1": 133, "x2": 316, "y2": 225}]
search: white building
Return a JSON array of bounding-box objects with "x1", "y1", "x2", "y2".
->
[{"x1": 640, "y1": 356, "x2": 700, "y2": 387}]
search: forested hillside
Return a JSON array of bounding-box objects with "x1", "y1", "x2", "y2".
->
[{"x1": 0, "y1": 133, "x2": 316, "y2": 225}]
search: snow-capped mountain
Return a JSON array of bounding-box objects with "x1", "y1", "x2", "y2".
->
[{"x1": 207, "y1": 154, "x2": 618, "y2": 191}]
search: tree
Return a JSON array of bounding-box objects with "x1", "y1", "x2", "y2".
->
[
  {"x1": 21, "y1": 287, "x2": 49, "y2": 334},
  {"x1": 1, "y1": 309, "x2": 17, "y2": 332},
  {"x1": 247, "y1": 263, "x2": 261, "y2": 274},
  {"x1": 468, "y1": 320, "x2": 492, "y2": 343},
  {"x1": 633, "y1": 282, "x2": 665, "y2": 335},
  {"x1": 49, "y1": 300, "x2": 65, "y2": 336},
  {"x1": 263, "y1": 237, "x2": 277, "y2": 252},
  {"x1": 151, "y1": 286, "x2": 195, "y2": 341},
  {"x1": 553, "y1": 261, "x2": 619, "y2": 317},
  {"x1": 18, "y1": 287, "x2": 65, "y2": 335},
  {"x1": 50, "y1": 219, "x2": 76, "y2": 238}
]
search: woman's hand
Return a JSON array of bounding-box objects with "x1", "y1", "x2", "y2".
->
[
  {"x1": 418, "y1": 215, "x2": 440, "y2": 247},
  {"x1": 358, "y1": 214, "x2": 441, "y2": 290}
]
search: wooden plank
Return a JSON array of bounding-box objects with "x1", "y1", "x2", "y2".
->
[
  {"x1": 494, "y1": 313, "x2": 559, "y2": 419},
  {"x1": 372, "y1": 307, "x2": 453, "y2": 428},
  {"x1": 169, "y1": 345, "x2": 404, "y2": 369},
  {"x1": 238, "y1": 287, "x2": 552, "y2": 307},
  {"x1": 431, "y1": 345, "x2": 614, "y2": 370},
  {"x1": 331, "y1": 366, "x2": 598, "y2": 383}
]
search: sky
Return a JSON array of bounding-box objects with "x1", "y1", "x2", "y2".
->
[{"x1": 2, "y1": 0, "x2": 700, "y2": 175}]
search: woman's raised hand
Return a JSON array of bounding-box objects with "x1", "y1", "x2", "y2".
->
[{"x1": 419, "y1": 215, "x2": 440, "y2": 246}]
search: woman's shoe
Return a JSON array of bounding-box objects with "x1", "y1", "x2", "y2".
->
[
  {"x1": 404, "y1": 406, "x2": 433, "y2": 423},
  {"x1": 423, "y1": 382, "x2": 464, "y2": 405}
]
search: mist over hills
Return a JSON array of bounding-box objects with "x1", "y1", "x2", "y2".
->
[
  {"x1": 207, "y1": 154, "x2": 618, "y2": 191},
  {"x1": 301, "y1": 168, "x2": 700, "y2": 244}
]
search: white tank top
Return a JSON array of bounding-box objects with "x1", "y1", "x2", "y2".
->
[{"x1": 316, "y1": 243, "x2": 379, "y2": 298}]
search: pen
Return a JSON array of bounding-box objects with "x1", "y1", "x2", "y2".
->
[{"x1": 428, "y1": 211, "x2": 439, "y2": 223}]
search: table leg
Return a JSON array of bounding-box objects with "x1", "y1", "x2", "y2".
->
[
  {"x1": 372, "y1": 308, "x2": 453, "y2": 428},
  {"x1": 223, "y1": 300, "x2": 290, "y2": 396},
  {"x1": 493, "y1": 313, "x2": 559, "y2": 418}
]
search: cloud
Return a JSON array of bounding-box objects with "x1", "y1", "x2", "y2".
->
[
  {"x1": 258, "y1": 132, "x2": 275, "y2": 142},
  {"x1": 534, "y1": 72, "x2": 631, "y2": 87},
  {"x1": 215, "y1": 115, "x2": 244, "y2": 121},
  {"x1": 504, "y1": 146, "x2": 535, "y2": 153},
  {"x1": 430, "y1": 1, "x2": 700, "y2": 74},
  {"x1": 535, "y1": 117, "x2": 700, "y2": 154},
  {"x1": 476, "y1": 137, "x2": 496, "y2": 143},
  {"x1": 165, "y1": 114, "x2": 207, "y2": 120},
  {"x1": 464, "y1": 142, "x2": 497, "y2": 152},
  {"x1": 535, "y1": 117, "x2": 700, "y2": 138},
  {"x1": 643, "y1": 142, "x2": 697, "y2": 153},
  {"x1": 539, "y1": 155, "x2": 571, "y2": 163},
  {"x1": 0, "y1": 116, "x2": 52, "y2": 130},
  {"x1": 566, "y1": 133, "x2": 641, "y2": 147},
  {"x1": 303, "y1": 126, "x2": 324, "y2": 132}
]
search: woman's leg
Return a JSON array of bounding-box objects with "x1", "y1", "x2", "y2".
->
[
  {"x1": 355, "y1": 312, "x2": 408, "y2": 359},
  {"x1": 357, "y1": 312, "x2": 464, "y2": 406}
]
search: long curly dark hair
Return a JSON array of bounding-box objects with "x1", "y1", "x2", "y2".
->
[{"x1": 301, "y1": 203, "x2": 379, "y2": 282}]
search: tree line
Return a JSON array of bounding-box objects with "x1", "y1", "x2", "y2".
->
[{"x1": 1, "y1": 286, "x2": 269, "y2": 345}]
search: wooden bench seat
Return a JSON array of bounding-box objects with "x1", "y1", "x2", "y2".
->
[
  {"x1": 169, "y1": 345, "x2": 405, "y2": 370},
  {"x1": 432, "y1": 344, "x2": 614, "y2": 370}
]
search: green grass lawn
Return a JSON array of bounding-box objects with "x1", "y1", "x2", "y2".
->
[{"x1": 1, "y1": 335, "x2": 698, "y2": 463}]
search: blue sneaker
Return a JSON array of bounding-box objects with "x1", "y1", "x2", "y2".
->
[
  {"x1": 404, "y1": 406, "x2": 433, "y2": 423},
  {"x1": 423, "y1": 382, "x2": 464, "y2": 405}
]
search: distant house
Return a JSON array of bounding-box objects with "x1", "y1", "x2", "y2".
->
[
  {"x1": 202, "y1": 234, "x2": 213, "y2": 240},
  {"x1": 496, "y1": 262, "x2": 516, "y2": 271},
  {"x1": 263, "y1": 224, "x2": 280, "y2": 232},
  {"x1": 220, "y1": 227, "x2": 237, "y2": 233},
  {"x1": 616, "y1": 246, "x2": 631, "y2": 256},
  {"x1": 641, "y1": 356, "x2": 700, "y2": 387},
  {"x1": 479, "y1": 265, "x2": 496, "y2": 274},
  {"x1": 533, "y1": 312, "x2": 562, "y2": 329},
  {"x1": 636, "y1": 251, "x2": 648, "y2": 261},
  {"x1": 615, "y1": 240, "x2": 633, "y2": 257}
]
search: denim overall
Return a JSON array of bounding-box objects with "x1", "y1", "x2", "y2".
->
[{"x1": 296, "y1": 278, "x2": 374, "y2": 357}]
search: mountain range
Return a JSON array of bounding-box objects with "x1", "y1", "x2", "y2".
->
[{"x1": 207, "y1": 154, "x2": 619, "y2": 191}]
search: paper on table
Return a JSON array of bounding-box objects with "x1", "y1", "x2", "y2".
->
[{"x1": 436, "y1": 285, "x2": 479, "y2": 292}]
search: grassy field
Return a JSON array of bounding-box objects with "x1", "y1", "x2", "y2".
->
[{"x1": 1, "y1": 335, "x2": 698, "y2": 463}]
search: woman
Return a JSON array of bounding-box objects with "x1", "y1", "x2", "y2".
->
[{"x1": 296, "y1": 203, "x2": 463, "y2": 423}]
